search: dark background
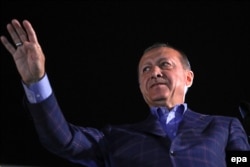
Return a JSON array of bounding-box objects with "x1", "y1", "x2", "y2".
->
[{"x1": 1, "y1": 1, "x2": 250, "y2": 166}]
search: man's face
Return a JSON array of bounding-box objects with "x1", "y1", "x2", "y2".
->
[{"x1": 138, "y1": 47, "x2": 194, "y2": 108}]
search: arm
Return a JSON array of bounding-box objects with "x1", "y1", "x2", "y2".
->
[
  {"x1": 227, "y1": 117, "x2": 250, "y2": 151},
  {"x1": 1, "y1": 19, "x2": 106, "y2": 166},
  {"x1": 26, "y1": 92, "x2": 105, "y2": 166}
]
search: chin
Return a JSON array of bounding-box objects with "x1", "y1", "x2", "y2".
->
[
  {"x1": 150, "y1": 95, "x2": 168, "y2": 103},
  {"x1": 152, "y1": 97, "x2": 167, "y2": 102},
  {"x1": 150, "y1": 93, "x2": 168, "y2": 100},
  {"x1": 150, "y1": 99, "x2": 167, "y2": 107}
]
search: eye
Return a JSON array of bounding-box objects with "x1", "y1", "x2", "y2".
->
[
  {"x1": 142, "y1": 66, "x2": 150, "y2": 73},
  {"x1": 160, "y1": 61, "x2": 172, "y2": 68}
]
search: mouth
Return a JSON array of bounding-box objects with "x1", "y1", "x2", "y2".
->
[{"x1": 150, "y1": 83, "x2": 166, "y2": 88}]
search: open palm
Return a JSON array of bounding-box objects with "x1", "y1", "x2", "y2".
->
[{"x1": 1, "y1": 19, "x2": 45, "y2": 84}]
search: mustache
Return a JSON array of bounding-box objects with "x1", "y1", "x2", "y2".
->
[{"x1": 148, "y1": 78, "x2": 169, "y2": 88}]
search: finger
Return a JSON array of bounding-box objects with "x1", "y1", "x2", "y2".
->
[
  {"x1": 23, "y1": 20, "x2": 39, "y2": 44},
  {"x1": 11, "y1": 19, "x2": 28, "y2": 42},
  {"x1": 0, "y1": 36, "x2": 16, "y2": 55},
  {"x1": 6, "y1": 23, "x2": 22, "y2": 45}
]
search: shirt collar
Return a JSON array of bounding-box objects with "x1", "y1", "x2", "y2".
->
[{"x1": 150, "y1": 103, "x2": 187, "y2": 119}]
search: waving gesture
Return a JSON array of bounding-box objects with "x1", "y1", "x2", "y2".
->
[{"x1": 1, "y1": 19, "x2": 45, "y2": 85}]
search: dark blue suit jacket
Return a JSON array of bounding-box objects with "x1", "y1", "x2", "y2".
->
[{"x1": 27, "y1": 93, "x2": 250, "y2": 167}]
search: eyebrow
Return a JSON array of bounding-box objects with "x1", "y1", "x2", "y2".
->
[
  {"x1": 157, "y1": 57, "x2": 169, "y2": 63},
  {"x1": 140, "y1": 57, "x2": 171, "y2": 69},
  {"x1": 145, "y1": 56, "x2": 168, "y2": 63}
]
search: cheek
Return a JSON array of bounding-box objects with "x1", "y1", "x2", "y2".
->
[
  {"x1": 139, "y1": 78, "x2": 148, "y2": 92},
  {"x1": 173, "y1": 75, "x2": 187, "y2": 90}
]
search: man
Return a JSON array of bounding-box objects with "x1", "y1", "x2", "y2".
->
[{"x1": 1, "y1": 19, "x2": 249, "y2": 167}]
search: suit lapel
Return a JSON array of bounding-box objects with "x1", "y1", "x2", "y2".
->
[
  {"x1": 131, "y1": 114, "x2": 167, "y2": 137},
  {"x1": 169, "y1": 109, "x2": 213, "y2": 151},
  {"x1": 178, "y1": 109, "x2": 212, "y2": 134},
  {"x1": 130, "y1": 109, "x2": 213, "y2": 139}
]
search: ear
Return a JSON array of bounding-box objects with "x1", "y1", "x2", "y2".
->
[{"x1": 185, "y1": 70, "x2": 194, "y2": 88}]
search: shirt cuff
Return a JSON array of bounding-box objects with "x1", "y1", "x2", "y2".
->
[{"x1": 22, "y1": 74, "x2": 52, "y2": 103}]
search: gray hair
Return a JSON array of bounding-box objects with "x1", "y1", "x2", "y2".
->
[{"x1": 143, "y1": 42, "x2": 191, "y2": 70}]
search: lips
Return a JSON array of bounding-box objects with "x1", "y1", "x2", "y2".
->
[{"x1": 150, "y1": 82, "x2": 166, "y2": 88}]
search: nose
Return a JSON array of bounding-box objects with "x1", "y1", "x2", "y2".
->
[{"x1": 151, "y1": 66, "x2": 163, "y2": 79}]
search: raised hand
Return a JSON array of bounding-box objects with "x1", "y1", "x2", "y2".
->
[{"x1": 1, "y1": 19, "x2": 45, "y2": 85}]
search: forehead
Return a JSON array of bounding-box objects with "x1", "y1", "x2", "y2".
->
[{"x1": 139, "y1": 47, "x2": 181, "y2": 66}]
